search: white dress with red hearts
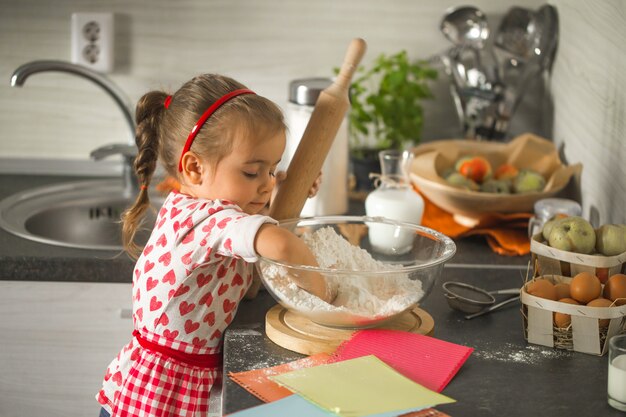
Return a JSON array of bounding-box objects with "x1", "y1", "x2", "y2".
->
[{"x1": 96, "y1": 191, "x2": 275, "y2": 416}]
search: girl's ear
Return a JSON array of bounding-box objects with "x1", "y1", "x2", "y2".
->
[{"x1": 180, "y1": 152, "x2": 206, "y2": 185}]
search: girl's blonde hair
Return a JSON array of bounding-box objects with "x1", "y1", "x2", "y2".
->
[{"x1": 122, "y1": 74, "x2": 286, "y2": 258}]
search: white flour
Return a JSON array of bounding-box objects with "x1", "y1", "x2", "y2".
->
[{"x1": 260, "y1": 227, "x2": 423, "y2": 318}]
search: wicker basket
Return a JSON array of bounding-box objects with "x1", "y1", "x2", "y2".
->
[
  {"x1": 521, "y1": 275, "x2": 626, "y2": 355},
  {"x1": 530, "y1": 233, "x2": 626, "y2": 282}
]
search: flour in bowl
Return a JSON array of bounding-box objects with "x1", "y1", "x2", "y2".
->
[{"x1": 259, "y1": 226, "x2": 423, "y2": 318}]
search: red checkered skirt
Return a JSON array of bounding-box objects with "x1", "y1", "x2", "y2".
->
[{"x1": 107, "y1": 348, "x2": 220, "y2": 417}]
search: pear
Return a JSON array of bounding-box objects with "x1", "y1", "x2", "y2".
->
[
  {"x1": 480, "y1": 179, "x2": 511, "y2": 194},
  {"x1": 595, "y1": 224, "x2": 626, "y2": 256},
  {"x1": 542, "y1": 217, "x2": 562, "y2": 241},
  {"x1": 548, "y1": 216, "x2": 596, "y2": 254},
  {"x1": 445, "y1": 172, "x2": 479, "y2": 191}
]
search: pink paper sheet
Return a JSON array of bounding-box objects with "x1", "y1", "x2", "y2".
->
[{"x1": 330, "y1": 329, "x2": 473, "y2": 392}]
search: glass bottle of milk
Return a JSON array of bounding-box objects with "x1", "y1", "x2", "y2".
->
[{"x1": 365, "y1": 150, "x2": 424, "y2": 254}]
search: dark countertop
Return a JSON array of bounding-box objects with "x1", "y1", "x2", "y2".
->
[
  {"x1": 0, "y1": 173, "x2": 528, "y2": 282},
  {"x1": 0, "y1": 174, "x2": 134, "y2": 282},
  {"x1": 223, "y1": 271, "x2": 621, "y2": 416}
]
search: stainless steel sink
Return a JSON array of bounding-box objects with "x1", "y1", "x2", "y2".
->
[{"x1": 0, "y1": 180, "x2": 163, "y2": 250}]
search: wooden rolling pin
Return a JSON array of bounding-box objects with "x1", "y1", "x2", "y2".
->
[{"x1": 270, "y1": 38, "x2": 367, "y2": 220}]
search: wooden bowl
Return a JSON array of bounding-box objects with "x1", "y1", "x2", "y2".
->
[{"x1": 409, "y1": 133, "x2": 582, "y2": 219}]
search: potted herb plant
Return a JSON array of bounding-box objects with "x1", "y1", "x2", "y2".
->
[{"x1": 345, "y1": 50, "x2": 438, "y2": 190}]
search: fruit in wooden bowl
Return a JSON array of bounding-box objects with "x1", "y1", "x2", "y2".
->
[{"x1": 409, "y1": 133, "x2": 582, "y2": 217}]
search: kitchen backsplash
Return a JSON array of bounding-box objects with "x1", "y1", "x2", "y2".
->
[{"x1": 1, "y1": 0, "x2": 624, "y2": 224}]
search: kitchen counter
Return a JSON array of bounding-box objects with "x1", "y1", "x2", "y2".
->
[
  {"x1": 223, "y1": 268, "x2": 622, "y2": 417},
  {"x1": 0, "y1": 173, "x2": 528, "y2": 282}
]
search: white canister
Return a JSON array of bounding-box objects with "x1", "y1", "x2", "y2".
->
[{"x1": 279, "y1": 78, "x2": 349, "y2": 217}]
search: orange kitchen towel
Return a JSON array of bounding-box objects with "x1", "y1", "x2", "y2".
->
[
  {"x1": 415, "y1": 186, "x2": 531, "y2": 256},
  {"x1": 329, "y1": 330, "x2": 473, "y2": 393},
  {"x1": 228, "y1": 353, "x2": 332, "y2": 403}
]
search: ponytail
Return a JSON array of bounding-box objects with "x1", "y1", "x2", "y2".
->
[{"x1": 122, "y1": 91, "x2": 168, "y2": 258}]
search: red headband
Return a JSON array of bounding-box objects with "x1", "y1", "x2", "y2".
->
[{"x1": 177, "y1": 88, "x2": 256, "y2": 172}]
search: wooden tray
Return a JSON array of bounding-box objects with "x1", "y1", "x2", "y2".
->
[{"x1": 265, "y1": 304, "x2": 434, "y2": 355}]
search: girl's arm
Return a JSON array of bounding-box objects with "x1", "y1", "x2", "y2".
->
[{"x1": 254, "y1": 223, "x2": 335, "y2": 303}]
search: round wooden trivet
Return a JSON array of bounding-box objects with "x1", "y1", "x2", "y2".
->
[{"x1": 265, "y1": 304, "x2": 434, "y2": 355}]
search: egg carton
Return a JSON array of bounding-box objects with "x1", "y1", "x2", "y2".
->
[
  {"x1": 531, "y1": 234, "x2": 626, "y2": 282},
  {"x1": 521, "y1": 275, "x2": 626, "y2": 355}
]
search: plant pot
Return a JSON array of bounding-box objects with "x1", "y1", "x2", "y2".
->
[{"x1": 350, "y1": 149, "x2": 381, "y2": 192}]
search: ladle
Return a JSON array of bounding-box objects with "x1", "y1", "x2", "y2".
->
[
  {"x1": 440, "y1": 6, "x2": 489, "y2": 49},
  {"x1": 442, "y1": 281, "x2": 519, "y2": 319}
]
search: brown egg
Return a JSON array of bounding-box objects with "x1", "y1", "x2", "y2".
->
[
  {"x1": 570, "y1": 272, "x2": 602, "y2": 304},
  {"x1": 554, "y1": 298, "x2": 580, "y2": 328},
  {"x1": 586, "y1": 298, "x2": 614, "y2": 327},
  {"x1": 526, "y1": 279, "x2": 557, "y2": 300},
  {"x1": 603, "y1": 274, "x2": 626, "y2": 306},
  {"x1": 554, "y1": 283, "x2": 571, "y2": 300}
]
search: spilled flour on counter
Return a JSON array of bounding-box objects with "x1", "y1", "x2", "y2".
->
[{"x1": 260, "y1": 227, "x2": 423, "y2": 318}]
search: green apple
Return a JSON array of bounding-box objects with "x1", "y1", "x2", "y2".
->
[
  {"x1": 480, "y1": 179, "x2": 511, "y2": 194},
  {"x1": 595, "y1": 224, "x2": 626, "y2": 256},
  {"x1": 445, "y1": 172, "x2": 479, "y2": 191},
  {"x1": 513, "y1": 170, "x2": 546, "y2": 193},
  {"x1": 548, "y1": 216, "x2": 596, "y2": 254}
]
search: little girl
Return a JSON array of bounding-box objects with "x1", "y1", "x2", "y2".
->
[{"x1": 96, "y1": 74, "x2": 333, "y2": 416}]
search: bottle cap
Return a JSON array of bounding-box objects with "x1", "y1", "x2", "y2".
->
[
  {"x1": 534, "y1": 198, "x2": 582, "y2": 220},
  {"x1": 288, "y1": 78, "x2": 332, "y2": 105}
]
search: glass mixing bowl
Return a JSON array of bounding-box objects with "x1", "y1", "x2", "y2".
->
[{"x1": 257, "y1": 216, "x2": 456, "y2": 328}]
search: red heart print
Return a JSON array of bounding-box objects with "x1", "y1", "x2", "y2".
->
[
  {"x1": 168, "y1": 289, "x2": 175, "y2": 300},
  {"x1": 188, "y1": 202, "x2": 198, "y2": 210},
  {"x1": 146, "y1": 277, "x2": 158, "y2": 291},
  {"x1": 143, "y1": 244, "x2": 154, "y2": 256},
  {"x1": 232, "y1": 273, "x2": 244, "y2": 286},
  {"x1": 218, "y1": 283, "x2": 229, "y2": 296},
  {"x1": 192, "y1": 337, "x2": 207, "y2": 347},
  {"x1": 136, "y1": 308, "x2": 143, "y2": 321},
  {"x1": 172, "y1": 284, "x2": 190, "y2": 297},
  {"x1": 134, "y1": 288, "x2": 141, "y2": 301},
  {"x1": 130, "y1": 347, "x2": 140, "y2": 361},
  {"x1": 179, "y1": 301, "x2": 196, "y2": 316},
  {"x1": 159, "y1": 207, "x2": 167, "y2": 218},
  {"x1": 170, "y1": 207, "x2": 182, "y2": 218},
  {"x1": 217, "y1": 218, "x2": 231, "y2": 229},
  {"x1": 181, "y1": 217, "x2": 193, "y2": 229},
  {"x1": 184, "y1": 319, "x2": 200, "y2": 334},
  {"x1": 104, "y1": 368, "x2": 112, "y2": 381},
  {"x1": 225, "y1": 313, "x2": 233, "y2": 325},
  {"x1": 223, "y1": 299, "x2": 236, "y2": 313},
  {"x1": 150, "y1": 296, "x2": 162, "y2": 311},
  {"x1": 217, "y1": 264, "x2": 228, "y2": 278},
  {"x1": 202, "y1": 218, "x2": 216, "y2": 233},
  {"x1": 182, "y1": 229, "x2": 195, "y2": 244},
  {"x1": 113, "y1": 391, "x2": 121, "y2": 403},
  {"x1": 172, "y1": 195, "x2": 183, "y2": 205},
  {"x1": 173, "y1": 221, "x2": 181, "y2": 233},
  {"x1": 134, "y1": 269, "x2": 140, "y2": 279},
  {"x1": 229, "y1": 258, "x2": 237, "y2": 269},
  {"x1": 181, "y1": 251, "x2": 193, "y2": 265},
  {"x1": 197, "y1": 273, "x2": 213, "y2": 288},
  {"x1": 199, "y1": 202, "x2": 207, "y2": 210},
  {"x1": 199, "y1": 292, "x2": 214, "y2": 307},
  {"x1": 156, "y1": 233, "x2": 168, "y2": 247},
  {"x1": 158, "y1": 313, "x2": 169, "y2": 326},
  {"x1": 158, "y1": 252, "x2": 172, "y2": 267},
  {"x1": 224, "y1": 238, "x2": 233, "y2": 253},
  {"x1": 162, "y1": 269, "x2": 176, "y2": 285},
  {"x1": 112, "y1": 371, "x2": 123, "y2": 386},
  {"x1": 203, "y1": 311, "x2": 215, "y2": 326},
  {"x1": 210, "y1": 329, "x2": 222, "y2": 340},
  {"x1": 156, "y1": 216, "x2": 166, "y2": 230},
  {"x1": 144, "y1": 260, "x2": 155, "y2": 273},
  {"x1": 199, "y1": 238, "x2": 207, "y2": 247},
  {"x1": 163, "y1": 329, "x2": 179, "y2": 339}
]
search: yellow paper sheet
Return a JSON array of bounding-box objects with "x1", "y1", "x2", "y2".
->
[{"x1": 270, "y1": 355, "x2": 455, "y2": 417}]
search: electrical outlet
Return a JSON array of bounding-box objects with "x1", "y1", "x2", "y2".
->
[{"x1": 71, "y1": 12, "x2": 114, "y2": 72}]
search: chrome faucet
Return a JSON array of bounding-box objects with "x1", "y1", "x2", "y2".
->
[{"x1": 10, "y1": 60, "x2": 139, "y2": 197}]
